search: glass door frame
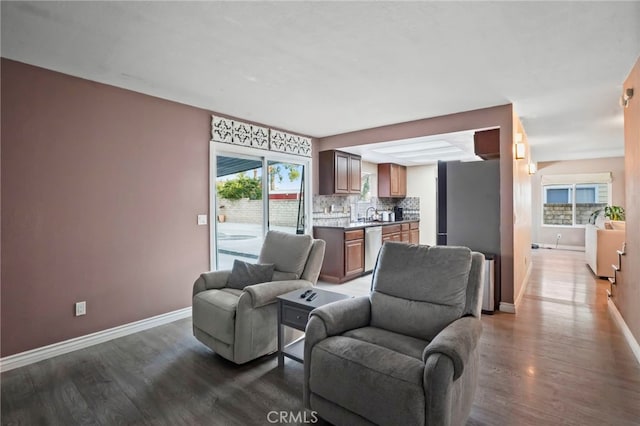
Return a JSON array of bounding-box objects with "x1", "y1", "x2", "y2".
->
[{"x1": 209, "y1": 141, "x2": 312, "y2": 270}]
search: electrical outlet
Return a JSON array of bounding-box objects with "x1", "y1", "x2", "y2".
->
[
  {"x1": 75, "y1": 301, "x2": 86, "y2": 316},
  {"x1": 197, "y1": 214, "x2": 208, "y2": 225}
]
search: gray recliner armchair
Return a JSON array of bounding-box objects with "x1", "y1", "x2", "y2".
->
[
  {"x1": 304, "y1": 242, "x2": 484, "y2": 426},
  {"x1": 193, "y1": 230, "x2": 325, "y2": 364}
]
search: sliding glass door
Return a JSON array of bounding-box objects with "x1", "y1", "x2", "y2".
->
[
  {"x1": 267, "y1": 160, "x2": 305, "y2": 235},
  {"x1": 211, "y1": 145, "x2": 310, "y2": 270},
  {"x1": 214, "y1": 154, "x2": 264, "y2": 270}
]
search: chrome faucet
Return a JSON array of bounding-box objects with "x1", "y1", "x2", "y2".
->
[{"x1": 366, "y1": 207, "x2": 376, "y2": 221}]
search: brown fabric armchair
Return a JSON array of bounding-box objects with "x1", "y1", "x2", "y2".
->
[{"x1": 193, "y1": 231, "x2": 325, "y2": 364}]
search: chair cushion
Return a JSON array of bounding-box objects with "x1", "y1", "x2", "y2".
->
[
  {"x1": 226, "y1": 260, "x2": 275, "y2": 290},
  {"x1": 370, "y1": 243, "x2": 472, "y2": 341},
  {"x1": 258, "y1": 231, "x2": 313, "y2": 278},
  {"x1": 342, "y1": 326, "x2": 428, "y2": 360},
  {"x1": 309, "y1": 336, "x2": 424, "y2": 426},
  {"x1": 192, "y1": 289, "x2": 239, "y2": 344}
]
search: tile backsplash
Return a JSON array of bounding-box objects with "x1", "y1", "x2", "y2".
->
[{"x1": 312, "y1": 195, "x2": 420, "y2": 226}]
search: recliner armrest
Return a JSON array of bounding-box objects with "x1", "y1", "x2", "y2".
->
[
  {"x1": 309, "y1": 296, "x2": 371, "y2": 336},
  {"x1": 422, "y1": 317, "x2": 482, "y2": 380},
  {"x1": 244, "y1": 279, "x2": 313, "y2": 308},
  {"x1": 303, "y1": 296, "x2": 371, "y2": 409},
  {"x1": 193, "y1": 270, "x2": 231, "y2": 297}
]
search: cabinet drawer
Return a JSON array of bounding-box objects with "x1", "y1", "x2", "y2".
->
[
  {"x1": 382, "y1": 224, "x2": 401, "y2": 235},
  {"x1": 344, "y1": 229, "x2": 364, "y2": 241},
  {"x1": 281, "y1": 304, "x2": 311, "y2": 330},
  {"x1": 401, "y1": 223, "x2": 410, "y2": 231},
  {"x1": 410, "y1": 222, "x2": 419, "y2": 230}
]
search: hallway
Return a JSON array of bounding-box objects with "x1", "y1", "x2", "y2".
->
[{"x1": 469, "y1": 248, "x2": 640, "y2": 425}]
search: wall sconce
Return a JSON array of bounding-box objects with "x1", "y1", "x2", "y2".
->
[
  {"x1": 527, "y1": 163, "x2": 537, "y2": 175},
  {"x1": 515, "y1": 142, "x2": 526, "y2": 160},
  {"x1": 621, "y1": 88, "x2": 634, "y2": 108}
]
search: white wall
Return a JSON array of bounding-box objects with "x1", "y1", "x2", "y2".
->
[
  {"x1": 532, "y1": 157, "x2": 625, "y2": 248},
  {"x1": 407, "y1": 164, "x2": 437, "y2": 245}
]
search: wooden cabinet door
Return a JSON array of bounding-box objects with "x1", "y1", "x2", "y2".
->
[
  {"x1": 398, "y1": 165, "x2": 407, "y2": 196},
  {"x1": 335, "y1": 151, "x2": 350, "y2": 194},
  {"x1": 410, "y1": 229, "x2": 420, "y2": 244},
  {"x1": 390, "y1": 164, "x2": 401, "y2": 196},
  {"x1": 345, "y1": 239, "x2": 364, "y2": 277},
  {"x1": 379, "y1": 163, "x2": 407, "y2": 197},
  {"x1": 391, "y1": 233, "x2": 402, "y2": 242},
  {"x1": 401, "y1": 231, "x2": 410, "y2": 243},
  {"x1": 349, "y1": 155, "x2": 361, "y2": 193}
]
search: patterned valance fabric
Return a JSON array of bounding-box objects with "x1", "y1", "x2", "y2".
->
[{"x1": 211, "y1": 115, "x2": 311, "y2": 157}]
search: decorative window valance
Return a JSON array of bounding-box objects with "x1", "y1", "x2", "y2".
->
[
  {"x1": 211, "y1": 115, "x2": 311, "y2": 157},
  {"x1": 541, "y1": 172, "x2": 612, "y2": 185}
]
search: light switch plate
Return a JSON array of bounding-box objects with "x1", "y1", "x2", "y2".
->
[
  {"x1": 197, "y1": 215, "x2": 208, "y2": 225},
  {"x1": 75, "y1": 301, "x2": 86, "y2": 316}
]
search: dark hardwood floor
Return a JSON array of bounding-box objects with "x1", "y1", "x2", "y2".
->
[{"x1": 2, "y1": 249, "x2": 640, "y2": 425}]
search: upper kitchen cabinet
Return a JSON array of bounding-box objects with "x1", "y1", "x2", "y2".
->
[
  {"x1": 378, "y1": 163, "x2": 407, "y2": 197},
  {"x1": 319, "y1": 150, "x2": 362, "y2": 195},
  {"x1": 473, "y1": 128, "x2": 500, "y2": 160}
]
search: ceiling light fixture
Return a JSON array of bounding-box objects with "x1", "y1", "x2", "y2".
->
[
  {"x1": 393, "y1": 146, "x2": 462, "y2": 158},
  {"x1": 408, "y1": 153, "x2": 476, "y2": 163},
  {"x1": 371, "y1": 140, "x2": 451, "y2": 154}
]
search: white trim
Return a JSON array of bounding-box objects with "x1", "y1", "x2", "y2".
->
[
  {"x1": 0, "y1": 307, "x2": 192, "y2": 372},
  {"x1": 209, "y1": 140, "x2": 216, "y2": 270},
  {"x1": 514, "y1": 261, "x2": 533, "y2": 310},
  {"x1": 499, "y1": 302, "x2": 516, "y2": 313},
  {"x1": 497, "y1": 260, "x2": 532, "y2": 314},
  {"x1": 534, "y1": 244, "x2": 585, "y2": 252},
  {"x1": 608, "y1": 299, "x2": 640, "y2": 366}
]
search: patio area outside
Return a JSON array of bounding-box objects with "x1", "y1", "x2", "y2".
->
[{"x1": 216, "y1": 222, "x2": 297, "y2": 270}]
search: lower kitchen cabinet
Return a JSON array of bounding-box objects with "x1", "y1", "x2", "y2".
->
[
  {"x1": 382, "y1": 224, "x2": 402, "y2": 243},
  {"x1": 313, "y1": 228, "x2": 364, "y2": 283},
  {"x1": 401, "y1": 223, "x2": 410, "y2": 242},
  {"x1": 345, "y1": 236, "x2": 365, "y2": 278},
  {"x1": 409, "y1": 221, "x2": 420, "y2": 244},
  {"x1": 313, "y1": 221, "x2": 419, "y2": 283}
]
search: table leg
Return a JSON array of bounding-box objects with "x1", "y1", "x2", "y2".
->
[{"x1": 277, "y1": 302, "x2": 284, "y2": 367}]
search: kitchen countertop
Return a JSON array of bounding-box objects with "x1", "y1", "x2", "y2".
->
[{"x1": 313, "y1": 219, "x2": 420, "y2": 230}]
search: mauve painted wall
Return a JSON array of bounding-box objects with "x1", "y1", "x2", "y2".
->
[{"x1": 1, "y1": 59, "x2": 211, "y2": 356}]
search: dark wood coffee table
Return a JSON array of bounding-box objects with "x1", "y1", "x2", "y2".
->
[{"x1": 276, "y1": 288, "x2": 351, "y2": 367}]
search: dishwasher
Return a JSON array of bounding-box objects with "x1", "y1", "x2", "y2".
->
[{"x1": 364, "y1": 226, "x2": 383, "y2": 273}]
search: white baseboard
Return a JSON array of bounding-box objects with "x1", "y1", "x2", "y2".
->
[
  {"x1": 608, "y1": 299, "x2": 640, "y2": 366},
  {"x1": 498, "y1": 261, "x2": 532, "y2": 315},
  {"x1": 534, "y1": 243, "x2": 585, "y2": 252},
  {"x1": 514, "y1": 261, "x2": 533, "y2": 311},
  {"x1": 499, "y1": 302, "x2": 516, "y2": 313},
  {"x1": 0, "y1": 307, "x2": 192, "y2": 373}
]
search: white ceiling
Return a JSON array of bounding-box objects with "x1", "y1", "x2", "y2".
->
[{"x1": 2, "y1": 1, "x2": 639, "y2": 163}]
